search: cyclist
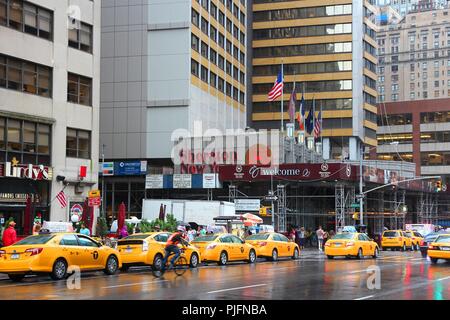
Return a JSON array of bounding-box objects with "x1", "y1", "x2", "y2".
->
[{"x1": 160, "y1": 226, "x2": 188, "y2": 272}]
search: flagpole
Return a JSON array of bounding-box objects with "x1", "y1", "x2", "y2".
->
[
  {"x1": 281, "y1": 61, "x2": 284, "y2": 133},
  {"x1": 320, "y1": 104, "x2": 323, "y2": 155}
]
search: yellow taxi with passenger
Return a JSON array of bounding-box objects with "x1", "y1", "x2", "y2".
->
[
  {"x1": 191, "y1": 233, "x2": 257, "y2": 265},
  {"x1": 381, "y1": 230, "x2": 413, "y2": 251},
  {"x1": 324, "y1": 232, "x2": 380, "y2": 259},
  {"x1": 244, "y1": 232, "x2": 300, "y2": 261},
  {"x1": 427, "y1": 234, "x2": 450, "y2": 264},
  {"x1": 404, "y1": 230, "x2": 424, "y2": 251},
  {"x1": 117, "y1": 232, "x2": 201, "y2": 270},
  {"x1": 0, "y1": 233, "x2": 121, "y2": 282}
]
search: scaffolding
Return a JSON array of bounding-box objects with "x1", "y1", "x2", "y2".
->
[{"x1": 277, "y1": 184, "x2": 287, "y2": 232}]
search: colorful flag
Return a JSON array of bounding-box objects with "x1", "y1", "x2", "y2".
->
[
  {"x1": 305, "y1": 104, "x2": 314, "y2": 135},
  {"x1": 297, "y1": 93, "x2": 305, "y2": 130},
  {"x1": 56, "y1": 190, "x2": 67, "y2": 208},
  {"x1": 288, "y1": 86, "x2": 296, "y2": 123},
  {"x1": 268, "y1": 71, "x2": 283, "y2": 101},
  {"x1": 314, "y1": 111, "x2": 322, "y2": 139}
]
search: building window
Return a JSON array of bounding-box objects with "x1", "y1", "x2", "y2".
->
[
  {"x1": 66, "y1": 128, "x2": 90, "y2": 159},
  {"x1": 218, "y1": 55, "x2": 225, "y2": 70},
  {"x1": 201, "y1": 66, "x2": 208, "y2": 83},
  {"x1": 210, "y1": 3, "x2": 217, "y2": 19},
  {"x1": 233, "y1": 66, "x2": 238, "y2": 81},
  {"x1": 226, "y1": 40, "x2": 232, "y2": 54},
  {"x1": 191, "y1": 34, "x2": 199, "y2": 51},
  {"x1": 0, "y1": 53, "x2": 52, "y2": 97},
  {"x1": 209, "y1": 48, "x2": 217, "y2": 64},
  {"x1": 218, "y1": 10, "x2": 224, "y2": 26},
  {"x1": 434, "y1": 70, "x2": 439, "y2": 78},
  {"x1": 410, "y1": 92, "x2": 415, "y2": 99},
  {"x1": 226, "y1": 82, "x2": 232, "y2": 97},
  {"x1": 410, "y1": 73, "x2": 415, "y2": 80},
  {"x1": 391, "y1": 65, "x2": 398, "y2": 72},
  {"x1": 68, "y1": 21, "x2": 92, "y2": 53},
  {"x1": 191, "y1": 59, "x2": 199, "y2": 77},
  {"x1": 391, "y1": 93, "x2": 398, "y2": 101},
  {"x1": 435, "y1": 90, "x2": 440, "y2": 97},
  {"x1": 218, "y1": 33, "x2": 225, "y2": 48},
  {"x1": 240, "y1": 31, "x2": 245, "y2": 45},
  {"x1": 210, "y1": 71, "x2": 217, "y2": 88},
  {"x1": 226, "y1": 61, "x2": 232, "y2": 76},
  {"x1": 67, "y1": 73, "x2": 92, "y2": 106},
  {"x1": 210, "y1": 25, "x2": 217, "y2": 42},
  {"x1": 191, "y1": 8, "x2": 199, "y2": 26},
  {"x1": 0, "y1": 0, "x2": 52, "y2": 40},
  {"x1": 200, "y1": 41, "x2": 208, "y2": 58},
  {"x1": 218, "y1": 77, "x2": 225, "y2": 93},
  {"x1": 201, "y1": 17, "x2": 208, "y2": 35},
  {"x1": 240, "y1": 71, "x2": 245, "y2": 85}
]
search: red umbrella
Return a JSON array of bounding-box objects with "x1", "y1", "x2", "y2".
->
[
  {"x1": 23, "y1": 194, "x2": 32, "y2": 235},
  {"x1": 81, "y1": 199, "x2": 89, "y2": 225},
  {"x1": 117, "y1": 202, "x2": 126, "y2": 236},
  {"x1": 158, "y1": 203, "x2": 165, "y2": 221}
]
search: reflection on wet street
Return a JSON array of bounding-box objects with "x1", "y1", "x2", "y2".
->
[{"x1": 0, "y1": 251, "x2": 449, "y2": 300}]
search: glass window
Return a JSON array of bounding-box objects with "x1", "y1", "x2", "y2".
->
[
  {"x1": 60, "y1": 234, "x2": 79, "y2": 246},
  {"x1": 7, "y1": 119, "x2": 20, "y2": 151},
  {"x1": 191, "y1": 59, "x2": 199, "y2": 77},
  {"x1": 37, "y1": 123, "x2": 50, "y2": 154},
  {"x1": 8, "y1": 0, "x2": 22, "y2": 30},
  {"x1": 68, "y1": 21, "x2": 92, "y2": 53},
  {"x1": 191, "y1": 34, "x2": 199, "y2": 51},
  {"x1": 201, "y1": 41, "x2": 208, "y2": 58},
  {"x1": 66, "y1": 128, "x2": 91, "y2": 159},
  {"x1": 218, "y1": 77, "x2": 224, "y2": 92},
  {"x1": 23, "y1": 3, "x2": 37, "y2": 35},
  {"x1": 201, "y1": 66, "x2": 208, "y2": 82},
  {"x1": 22, "y1": 62, "x2": 37, "y2": 94},
  {"x1": 191, "y1": 8, "x2": 199, "y2": 26},
  {"x1": 77, "y1": 236, "x2": 98, "y2": 247},
  {"x1": 67, "y1": 73, "x2": 92, "y2": 106},
  {"x1": 23, "y1": 122, "x2": 36, "y2": 153},
  {"x1": 210, "y1": 71, "x2": 217, "y2": 88},
  {"x1": 201, "y1": 17, "x2": 208, "y2": 34}
]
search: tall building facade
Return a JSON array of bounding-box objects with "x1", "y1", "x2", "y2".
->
[
  {"x1": 0, "y1": 0, "x2": 101, "y2": 234},
  {"x1": 376, "y1": 7, "x2": 450, "y2": 182},
  {"x1": 250, "y1": 0, "x2": 378, "y2": 161},
  {"x1": 100, "y1": 0, "x2": 247, "y2": 219},
  {"x1": 377, "y1": 0, "x2": 448, "y2": 16}
]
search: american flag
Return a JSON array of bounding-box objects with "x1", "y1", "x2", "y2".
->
[
  {"x1": 56, "y1": 190, "x2": 67, "y2": 208},
  {"x1": 314, "y1": 111, "x2": 322, "y2": 139},
  {"x1": 268, "y1": 71, "x2": 283, "y2": 101}
]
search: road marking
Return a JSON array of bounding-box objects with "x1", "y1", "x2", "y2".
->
[
  {"x1": 207, "y1": 283, "x2": 267, "y2": 294},
  {"x1": 354, "y1": 295, "x2": 374, "y2": 300},
  {"x1": 101, "y1": 279, "x2": 168, "y2": 289}
]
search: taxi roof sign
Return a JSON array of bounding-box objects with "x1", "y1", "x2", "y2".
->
[{"x1": 89, "y1": 190, "x2": 101, "y2": 198}]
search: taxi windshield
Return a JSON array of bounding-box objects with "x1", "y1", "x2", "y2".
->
[
  {"x1": 383, "y1": 231, "x2": 398, "y2": 237},
  {"x1": 332, "y1": 233, "x2": 355, "y2": 240},
  {"x1": 435, "y1": 235, "x2": 450, "y2": 243},
  {"x1": 13, "y1": 235, "x2": 55, "y2": 245},
  {"x1": 192, "y1": 235, "x2": 219, "y2": 242},
  {"x1": 122, "y1": 235, "x2": 150, "y2": 240},
  {"x1": 246, "y1": 234, "x2": 271, "y2": 240}
]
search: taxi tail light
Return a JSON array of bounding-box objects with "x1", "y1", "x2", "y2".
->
[
  {"x1": 428, "y1": 245, "x2": 437, "y2": 250},
  {"x1": 346, "y1": 242, "x2": 355, "y2": 247},
  {"x1": 206, "y1": 243, "x2": 217, "y2": 250},
  {"x1": 324, "y1": 242, "x2": 331, "y2": 247},
  {"x1": 258, "y1": 242, "x2": 267, "y2": 246},
  {"x1": 25, "y1": 248, "x2": 43, "y2": 256},
  {"x1": 142, "y1": 241, "x2": 149, "y2": 252},
  {"x1": 0, "y1": 250, "x2": 5, "y2": 257}
]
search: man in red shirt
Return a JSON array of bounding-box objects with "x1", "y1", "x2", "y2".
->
[{"x1": 2, "y1": 221, "x2": 17, "y2": 247}]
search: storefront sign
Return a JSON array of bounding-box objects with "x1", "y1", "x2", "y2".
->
[
  {"x1": 0, "y1": 193, "x2": 40, "y2": 203},
  {"x1": 219, "y1": 164, "x2": 357, "y2": 182},
  {"x1": 0, "y1": 162, "x2": 53, "y2": 181},
  {"x1": 70, "y1": 203, "x2": 83, "y2": 222},
  {"x1": 234, "y1": 199, "x2": 261, "y2": 211},
  {"x1": 146, "y1": 174, "x2": 164, "y2": 189},
  {"x1": 100, "y1": 162, "x2": 114, "y2": 176},
  {"x1": 173, "y1": 174, "x2": 192, "y2": 189},
  {"x1": 202, "y1": 174, "x2": 217, "y2": 188},
  {"x1": 88, "y1": 197, "x2": 101, "y2": 207},
  {"x1": 114, "y1": 161, "x2": 147, "y2": 176}
]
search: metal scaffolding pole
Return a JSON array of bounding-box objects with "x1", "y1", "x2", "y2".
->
[
  {"x1": 335, "y1": 184, "x2": 345, "y2": 232},
  {"x1": 277, "y1": 185, "x2": 287, "y2": 233}
]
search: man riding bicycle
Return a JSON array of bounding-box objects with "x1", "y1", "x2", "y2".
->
[{"x1": 160, "y1": 226, "x2": 189, "y2": 272}]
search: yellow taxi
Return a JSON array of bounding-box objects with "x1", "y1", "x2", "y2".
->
[
  {"x1": 428, "y1": 234, "x2": 450, "y2": 264},
  {"x1": 245, "y1": 232, "x2": 300, "y2": 261},
  {"x1": 117, "y1": 232, "x2": 201, "y2": 270},
  {"x1": 191, "y1": 233, "x2": 257, "y2": 265},
  {"x1": 0, "y1": 233, "x2": 121, "y2": 282},
  {"x1": 404, "y1": 230, "x2": 424, "y2": 251},
  {"x1": 381, "y1": 230, "x2": 413, "y2": 251},
  {"x1": 324, "y1": 232, "x2": 380, "y2": 259}
]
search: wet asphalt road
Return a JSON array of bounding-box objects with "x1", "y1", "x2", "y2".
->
[{"x1": 0, "y1": 250, "x2": 449, "y2": 300}]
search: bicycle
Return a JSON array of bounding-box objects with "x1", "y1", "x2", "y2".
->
[{"x1": 152, "y1": 248, "x2": 189, "y2": 277}]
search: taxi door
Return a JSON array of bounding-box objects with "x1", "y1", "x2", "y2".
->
[
  {"x1": 231, "y1": 235, "x2": 247, "y2": 260},
  {"x1": 278, "y1": 234, "x2": 292, "y2": 257},
  {"x1": 77, "y1": 235, "x2": 103, "y2": 269},
  {"x1": 358, "y1": 234, "x2": 370, "y2": 255},
  {"x1": 59, "y1": 234, "x2": 84, "y2": 267},
  {"x1": 220, "y1": 235, "x2": 236, "y2": 260}
]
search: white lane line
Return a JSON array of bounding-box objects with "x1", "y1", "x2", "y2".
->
[
  {"x1": 101, "y1": 279, "x2": 168, "y2": 289},
  {"x1": 436, "y1": 276, "x2": 450, "y2": 281},
  {"x1": 207, "y1": 283, "x2": 267, "y2": 294},
  {"x1": 354, "y1": 295, "x2": 374, "y2": 300}
]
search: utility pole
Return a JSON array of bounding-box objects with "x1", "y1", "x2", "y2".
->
[
  {"x1": 271, "y1": 174, "x2": 275, "y2": 229},
  {"x1": 101, "y1": 144, "x2": 105, "y2": 218}
]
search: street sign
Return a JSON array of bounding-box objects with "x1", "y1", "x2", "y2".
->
[
  {"x1": 235, "y1": 199, "x2": 261, "y2": 211},
  {"x1": 350, "y1": 203, "x2": 360, "y2": 208},
  {"x1": 355, "y1": 194, "x2": 364, "y2": 199},
  {"x1": 264, "y1": 196, "x2": 278, "y2": 201},
  {"x1": 89, "y1": 190, "x2": 101, "y2": 198},
  {"x1": 88, "y1": 197, "x2": 101, "y2": 207}
]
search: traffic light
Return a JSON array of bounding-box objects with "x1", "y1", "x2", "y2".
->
[
  {"x1": 436, "y1": 180, "x2": 442, "y2": 192},
  {"x1": 352, "y1": 212, "x2": 360, "y2": 220}
]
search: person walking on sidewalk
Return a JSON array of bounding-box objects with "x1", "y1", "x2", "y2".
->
[
  {"x1": 2, "y1": 221, "x2": 17, "y2": 247},
  {"x1": 316, "y1": 226, "x2": 325, "y2": 252}
]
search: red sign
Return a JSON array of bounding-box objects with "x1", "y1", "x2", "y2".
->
[
  {"x1": 79, "y1": 166, "x2": 87, "y2": 178},
  {"x1": 0, "y1": 162, "x2": 53, "y2": 180},
  {"x1": 218, "y1": 163, "x2": 356, "y2": 182},
  {"x1": 88, "y1": 197, "x2": 101, "y2": 207}
]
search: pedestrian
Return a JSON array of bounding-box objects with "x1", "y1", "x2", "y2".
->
[
  {"x1": 119, "y1": 225, "x2": 128, "y2": 239},
  {"x1": 299, "y1": 227, "x2": 306, "y2": 249},
  {"x1": 154, "y1": 225, "x2": 161, "y2": 232},
  {"x1": 323, "y1": 230, "x2": 329, "y2": 244},
  {"x1": 187, "y1": 227, "x2": 196, "y2": 242},
  {"x1": 80, "y1": 223, "x2": 90, "y2": 236},
  {"x1": 135, "y1": 226, "x2": 141, "y2": 233},
  {"x1": 32, "y1": 222, "x2": 41, "y2": 235},
  {"x1": 200, "y1": 226, "x2": 207, "y2": 236},
  {"x1": 289, "y1": 227, "x2": 296, "y2": 242},
  {"x1": 316, "y1": 225, "x2": 325, "y2": 252},
  {"x1": 2, "y1": 221, "x2": 17, "y2": 247}
]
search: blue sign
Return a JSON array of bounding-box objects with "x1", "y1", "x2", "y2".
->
[{"x1": 114, "y1": 161, "x2": 147, "y2": 176}]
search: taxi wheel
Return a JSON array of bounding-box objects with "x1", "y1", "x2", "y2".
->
[
  {"x1": 189, "y1": 253, "x2": 199, "y2": 268},
  {"x1": 104, "y1": 255, "x2": 119, "y2": 275},
  {"x1": 327, "y1": 255, "x2": 334, "y2": 259},
  {"x1": 292, "y1": 248, "x2": 299, "y2": 260},
  {"x1": 218, "y1": 251, "x2": 228, "y2": 265},
  {"x1": 248, "y1": 249, "x2": 256, "y2": 264},
  {"x1": 8, "y1": 274, "x2": 25, "y2": 282},
  {"x1": 50, "y1": 258, "x2": 68, "y2": 280},
  {"x1": 356, "y1": 248, "x2": 363, "y2": 260},
  {"x1": 152, "y1": 254, "x2": 163, "y2": 271},
  {"x1": 402, "y1": 243, "x2": 407, "y2": 252},
  {"x1": 372, "y1": 247, "x2": 379, "y2": 259},
  {"x1": 430, "y1": 258, "x2": 438, "y2": 264},
  {"x1": 271, "y1": 249, "x2": 278, "y2": 261}
]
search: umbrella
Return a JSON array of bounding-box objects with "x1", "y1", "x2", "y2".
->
[
  {"x1": 158, "y1": 203, "x2": 165, "y2": 221},
  {"x1": 241, "y1": 213, "x2": 263, "y2": 224},
  {"x1": 117, "y1": 202, "x2": 126, "y2": 236},
  {"x1": 23, "y1": 194, "x2": 32, "y2": 235}
]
